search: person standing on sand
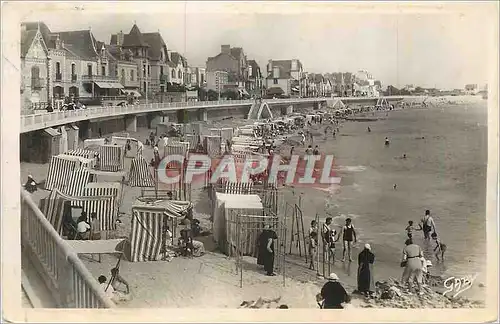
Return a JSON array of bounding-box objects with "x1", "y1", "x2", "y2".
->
[
  {"x1": 317, "y1": 273, "x2": 351, "y2": 309},
  {"x1": 357, "y1": 244, "x2": 375, "y2": 296},
  {"x1": 401, "y1": 239, "x2": 424, "y2": 294},
  {"x1": 420, "y1": 209, "x2": 437, "y2": 240},
  {"x1": 261, "y1": 224, "x2": 278, "y2": 276},
  {"x1": 340, "y1": 218, "x2": 357, "y2": 262},
  {"x1": 257, "y1": 225, "x2": 269, "y2": 267},
  {"x1": 322, "y1": 217, "x2": 338, "y2": 263}
]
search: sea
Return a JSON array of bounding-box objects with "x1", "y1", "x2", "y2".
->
[{"x1": 310, "y1": 102, "x2": 488, "y2": 294}]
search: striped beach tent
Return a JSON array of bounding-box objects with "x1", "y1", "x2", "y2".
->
[
  {"x1": 64, "y1": 149, "x2": 97, "y2": 160},
  {"x1": 130, "y1": 202, "x2": 192, "y2": 262},
  {"x1": 204, "y1": 135, "x2": 222, "y2": 157},
  {"x1": 98, "y1": 144, "x2": 125, "y2": 172},
  {"x1": 64, "y1": 168, "x2": 93, "y2": 205},
  {"x1": 84, "y1": 182, "x2": 120, "y2": 231},
  {"x1": 220, "y1": 128, "x2": 234, "y2": 142},
  {"x1": 223, "y1": 181, "x2": 254, "y2": 194},
  {"x1": 184, "y1": 134, "x2": 200, "y2": 151},
  {"x1": 45, "y1": 155, "x2": 83, "y2": 191},
  {"x1": 38, "y1": 189, "x2": 115, "y2": 234},
  {"x1": 163, "y1": 142, "x2": 190, "y2": 158},
  {"x1": 128, "y1": 156, "x2": 155, "y2": 187},
  {"x1": 210, "y1": 128, "x2": 222, "y2": 136}
]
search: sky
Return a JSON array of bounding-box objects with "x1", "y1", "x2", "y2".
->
[{"x1": 16, "y1": 1, "x2": 497, "y2": 89}]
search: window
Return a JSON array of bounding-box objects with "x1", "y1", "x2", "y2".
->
[
  {"x1": 101, "y1": 65, "x2": 106, "y2": 76},
  {"x1": 87, "y1": 64, "x2": 92, "y2": 76},
  {"x1": 273, "y1": 79, "x2": 278, "y2": 85},
  {"x1": 160, "y1": 66, "x2": 164, "y2": 76},
  {"x1": 130, "y1": 70, "x2": 134, "y2": 81},
  {"x1": 178, "y1": 70, "x2": 182, "y2": 79},
  {"x1": 55, "y1": 62, "x2": 61, "y2": 74},
  {"x1": 31, "y1": 66, "x2": 40, "y2": 88},
  {"x1": 148, "y1": 65, "x2": 150, "y2": 75},
  {"x1": 171, "y1": 69, "x2": 175, "y2": 79},
  {"x1": 71, "y1": 63, "x2": 76, "y2": 75},
  {"x1": 121, "y1": 68, "x2": 125, "y2": 79}
]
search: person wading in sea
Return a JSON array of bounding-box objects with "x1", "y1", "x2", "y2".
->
[
  {"x1": 420, "y1": 209, "x2": 437, "y2": 240},
  {"x1": 340, "y1": 218, "x2": 357, "y2": 262}
]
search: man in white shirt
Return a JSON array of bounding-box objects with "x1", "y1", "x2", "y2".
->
[{"x1": 77, "y1": 214, "x2": 91, "y2": 240}]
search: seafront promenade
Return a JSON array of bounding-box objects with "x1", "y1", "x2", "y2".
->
[{"x1": 20, "y1": 96, "x2": 405, "y2": 133}]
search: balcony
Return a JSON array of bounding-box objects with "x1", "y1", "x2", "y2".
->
[
  {"x1": 71, "y1": 74, "x2": 77, "y2": 83},
  {"x1": 81, "y1": 75, "x2": 119, "y2": 83},
  {"x1": 55, "y1": 73, "x2": 62, "y2": 81}
]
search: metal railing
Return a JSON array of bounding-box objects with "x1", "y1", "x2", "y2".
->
[
  {"x1": 20, "y1": 189, "x2": 115, "y2": 308},
  {"x1": 20, "y1": 96, "x2": 404, "y2": 133}
]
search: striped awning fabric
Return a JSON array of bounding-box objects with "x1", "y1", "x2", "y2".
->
[
  {"x1": 65, "y1": 168, "x2": 93, "y2": 206},
  {"x1": 45, "y1": 155, "x2": 81, "y2": 191},
  {"x1": 39, "y1": 189, "x2": 115, "y2": 234},
  {"x1": 84, "y1": 183, "x2": 120, "y2": 231},
  {"x1": 128, "y1": 156, "x2": 155, "y2": 187},
  {"x1": 98, "y1": 145, "x2": 125, "y2": 172},
  {"x1": 130, "y1": 201, "x2": 193, "y2": 262},
  {"x1": 64, "y1": 149, "x2": 98, "y2": 159}
]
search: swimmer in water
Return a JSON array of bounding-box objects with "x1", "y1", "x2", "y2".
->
[
  {"x1": 385, "y1": 137, "x2": 390, "y2": 146},
  {"x1": 393, "y1": 184, "x2": 397, "y2": 190},
  {"x1": 403, "y1": 153, "x2": 407, "y2": 159},
  {"x1": 367, "y1": 126, "x2": 371, "y2": 133}
]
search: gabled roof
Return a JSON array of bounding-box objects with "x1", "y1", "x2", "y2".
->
[
  {"x1": 20, "y1": 30, "x2": 37, "y2": 58},
  {"x1": 22, "y1": 22, "x2": 52, "y2": 48},
  {"x1": 142, "y1": 32, "x2": 167, "y2": 61},
  {"x1": 122, "y1": 24, "x2": 150, "y2": 48},
  {"x1": 56, "y1": 30, "x2": 99, "y2": 60},
  {"x1": 170, "y1": 51, "x2": 186, "y2": 66}
]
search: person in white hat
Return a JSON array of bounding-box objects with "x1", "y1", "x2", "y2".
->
[{"x1": 317, "y1": 272, "x2": 350, "y2": 309}]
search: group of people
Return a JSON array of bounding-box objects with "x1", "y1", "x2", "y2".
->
[{"x1": 98, "y1": 267, "x2": 130, "y2": 302}]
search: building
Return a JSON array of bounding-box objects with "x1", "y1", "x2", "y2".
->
[
  {"x1": 167, "y1": 51, "x2": 186, "y2": 87},
  {"x1": 247, "y1": 60, "x2": 263, "y2": 97},
  {"x1": 265, "y1": 59, "x2": 304, "y2": 97},
  {"x1": 110, "y1": 24, "x2": 171, "y2": 97},
  {"x1": 191, "y1": 67, "x2": 206, "y2": 88},
  {"x1": 206, "y1": 71, "x2": 228, "y2": 94},
  {"x1": 206, "y1": 45, "x2": 250, "y2": 91},
  {"x1": 330, "y1": 72, "x2": 354, "y2": 97},
  {"x1": 465, "y1": 84, "x2": 478, "y2": 95},
  {"x1": 21, "y1": 22, "x2": 124, "y2": 111},
  {"x1": 103, "y1": 43, "x2": 140, "y2": 97},
  {"x1": 21, "y1": 23, "x2": 51, "y2": 112}
]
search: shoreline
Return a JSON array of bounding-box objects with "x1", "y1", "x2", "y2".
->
[{"x1": 20, "y1": 97, "x2": 486, "y2": 308}]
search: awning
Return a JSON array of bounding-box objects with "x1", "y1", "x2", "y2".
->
[
  {"x1": 43, "y1": 127, "x2": 60, "y2": 137},
  {"x1": 122, "y1": 89, "x2": 142, "y2": 97},
  {"x1": 94, "y1": 81, "x2": 124, "y2": 89}
]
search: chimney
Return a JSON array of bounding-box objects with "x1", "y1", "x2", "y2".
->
[
  {"x1": 117, "y1": 30, "x2": 124, "y2": 46},
  {"x1": 221, "y1": 45, "x2": 230, "y2": 55}
]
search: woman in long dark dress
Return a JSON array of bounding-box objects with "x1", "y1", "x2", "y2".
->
[
  {"x1": 357, "y1": 243, "x2": 375, "y2": 296},
  {"x1": 257, "y1": 227, "x2": 270, "y2": 266}
]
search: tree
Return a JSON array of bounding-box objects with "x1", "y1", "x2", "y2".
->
[{"x1": 207, "y1": 89, "x2": 218, "y2": 101}]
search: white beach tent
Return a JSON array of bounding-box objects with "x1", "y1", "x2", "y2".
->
[{"x1": 212, "y1": 192, "x2": 264, "y2": 256}]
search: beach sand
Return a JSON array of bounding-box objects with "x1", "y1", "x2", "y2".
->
[{"x1": 21, "y1": 95, "x2": 487, "y2": 308}]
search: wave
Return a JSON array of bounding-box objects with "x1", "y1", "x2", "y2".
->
[{"x1": 335, "y1": 165, "x2": 367, "y2": 172}]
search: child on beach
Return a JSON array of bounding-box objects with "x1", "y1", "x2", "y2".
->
[
  {"x1": 405, "y1": 220, "x2": 421, "y2": 239},
  {"x1": 431, "y1": 232, "x2": 447, "y2": 261}
]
